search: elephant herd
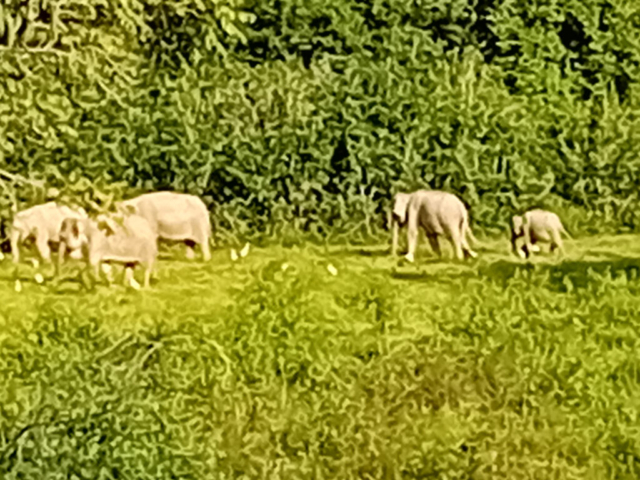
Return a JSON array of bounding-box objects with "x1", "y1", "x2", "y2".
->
[
  {"x1": 7, "y1": 188, "x2": 570, "y2": 290},
  {"x1": 10, "y1": 191, "x2": 212, "y2": 289},
  {"x1": 390, "y1": 189, "x2": 570, "y2": 262}
]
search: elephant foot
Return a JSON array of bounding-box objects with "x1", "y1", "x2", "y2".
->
[
  {"x1": 69, "y1": 249, "x2": 83, "y2": 260},
  {"x1": 101, "y1": 263, "x2": 114, "y2": 284},
  {"x1": 185, "y1": 248, "x2": 196, "y2": 260}
]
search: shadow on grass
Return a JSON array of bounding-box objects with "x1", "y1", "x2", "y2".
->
[
  {"x1": 382, "y1": 246, "x2": 640, "y2": 293},
  {"x1": 389, "y1": 270, "x2": 476, "y2": 285},
  {"x1": 332, "y1": 242, "x2": 503, "y2": 261},
  {"x1": 328, "y1": 245, "x2": 392, "y2": 258},
  {"x1": 479, "y1": 256, "x2": 640, "y2": 292}
]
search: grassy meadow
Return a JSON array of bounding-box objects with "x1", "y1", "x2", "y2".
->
[
  {"x1": 3, "y1": 0, "x2": 640, "y2": 476},
  {"x1": 1, "y1": 233, "x2": 640, "y2": 478}
]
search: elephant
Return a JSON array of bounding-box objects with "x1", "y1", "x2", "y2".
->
[
  {"x1": 118, "y1": 191, "x2": 212, "y2": 261},
  {"x1": 58, "y1": 212, "x2": 158, "y2": 289},
  {"x1": 10, "y1": 201, "x2": 88, "y2": 265},
  {"x1": 391, "y1": 190, "x2": 478, "y2": 262},
  {"x1": 510, "y1": 209, "x2": 570, "y2": 258}
]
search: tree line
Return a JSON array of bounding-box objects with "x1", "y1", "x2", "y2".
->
[{"x1": 1, "y1": 0, "x2": 639, "y2": 243}]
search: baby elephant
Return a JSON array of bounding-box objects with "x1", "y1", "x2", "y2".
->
[
  {"x1": 510, "y1": 209, "x2": 570, "y2": 258},
  {"x1": 58, "y1": 213, "x2": 158, "y2": 288}
]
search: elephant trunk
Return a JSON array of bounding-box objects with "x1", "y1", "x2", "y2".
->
[
  {"x1": 10, "y1": 225, "x2": 22, "y2": 264},
  {"x1": 391, "y1": 217, "x2": 399, "y2": 256},
  {"x1": 510, "y1": 230, "x2": 519, "y2": 255}
]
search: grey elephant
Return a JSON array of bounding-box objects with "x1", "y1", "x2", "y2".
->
[
  {"x1": 510, "y1": 209, "x2": 570, "y2": 258},
  {"x1": 10, "y1": 201, "x2": 88, "y2": 265},
  {"x1": 119, "y1": 191, "x2": 212, "y2": 261},
  {"x1": 391, "y1": 190, "x2": 478, "y2": 262},
  {"x1": 58, "y1": 212, "x2": 158, "y2": 289}
]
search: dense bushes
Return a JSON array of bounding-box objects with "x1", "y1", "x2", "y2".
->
[
  {"x1": 1, "y1": 0, "x2": 640, "y2": 241},
  {"x1": 2, "y1": 255, "x2": 640, "y2": 477}
]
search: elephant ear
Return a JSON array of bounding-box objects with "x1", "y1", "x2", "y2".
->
[
  {"x1": 71, "y1": 219, "x2": 80, "y2": 238},
  {"x1": 96, "y1": 214, "x2": 120, "y2": 236},
  {"x1": 122, "y1": 204, "x2": 136, "y2": 215},
  {"x1": 115, "y1": 201, "x2": 136, "y2": 216},
  {"x1": 393, "y1": 193, "x2": 411, "y2": 224}
]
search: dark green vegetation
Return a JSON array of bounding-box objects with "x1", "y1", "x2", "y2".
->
[
  {"x1": 1, "y1": 237, "x2": 640, "y2": 478},
  {"x1": 1, "y1": 0, "x2": 640, "y2": 240},
  {"x1": 3, "y1": 0, "x2": 640, "y2": 477}
]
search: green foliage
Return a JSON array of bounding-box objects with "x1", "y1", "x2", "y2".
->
[
  {"x1": 1, "y1": 0, "x2": 640, "y2": 241},
  {"x1": 2, "y1": 245, "x2": 640, "y2": 477}
]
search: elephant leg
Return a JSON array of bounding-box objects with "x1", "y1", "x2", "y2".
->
[
  {"x1": 123, "y1": 265, "x2": 134, "y2": 286},
  {"x1": 56, "y1": 242, "x2": 67, "y2": 277},
  {"x1": 91, "y1": 261, "x2": 101, "y2": 285},
  {"x1": 185, "y1": 240, "x2": 196, "y2": 260},
  {"x1": 522, "y1": 228, "x2": 534, "y2": 258},
  {"x1": 101, "y1": 263, "x2": 114, "y2": 285},
  {"x1": 550, "y1": 229, "x2": 564, "y2": 256},
  {"x1": 404, "y1": 204, "x2": 420, "y2": 263},
  {"x1": 201, "y1": 238, "x2": 211, "y2": 262},
  {"x1": 10, "y1": 228, "x2": 21, "y2": 264},
  {"x1": 451, "y1": 235, "x2": 465, "y2": 261},
  {"x1": 143, "y1": 266, "x2": 152, "y2": 289},
  {"x1": 194, "y1": 220, "x2": 212, "y2": 261},
  {"x1": 460, "y1": 216, "x2": 478, "y2": 259},
  {"x1": 443, "y1": 224, "x2": 464, "y2": 261},
  {"x1": 391, "y1": 220, "x2": 399, "y2": 257},
  {"x1": 35, "y1": 233, "x2": 51, "y2": 263},
  {"x1": 427, "y1": 234, "x2": 441, "y2": 258}
]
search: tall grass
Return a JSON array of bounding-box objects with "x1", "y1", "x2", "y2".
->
[{"x1": 1, "y1": 246, "x2": 640, "y2": 478}]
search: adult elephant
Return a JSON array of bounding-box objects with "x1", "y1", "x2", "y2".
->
[
  {"x1": 119, "y1": 191, "x2": 212, "y2": 261},
  {"x1": 59, "y1": 211, "x2": 158, "y2": 289},
  {"x1": 390, "y1": 190, "x2": 478, "y2": 262},
  {"x1": 10, "y1": 201, "x2": 88, "y2": 265}
]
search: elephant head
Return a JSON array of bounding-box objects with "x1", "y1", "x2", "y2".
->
[
  {"x1": 510, "y1": 215, "x2": 524, "y2": 254},
  {"x1": 392, "y1": 193, "x2": 412, "y2": 226},
  {"x1": 59, "y1": 218, "x2": 88, "y2": 252}
]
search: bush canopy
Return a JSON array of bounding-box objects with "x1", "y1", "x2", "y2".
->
[{"x1": 1, "y1": 0, "x2": 640, "y2": 241}]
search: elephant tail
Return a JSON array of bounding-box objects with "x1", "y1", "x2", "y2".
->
[
  {"x1": 466, "y1": 224, "x2": 480, "y2": 247},
  {"x1": 560, "y1": 224, "x2": 573, "y2": 239},
  {"x1": 461, "y1": 213, "x2": 479, "y2": 247}
]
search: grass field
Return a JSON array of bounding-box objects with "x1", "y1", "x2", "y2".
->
[{"x1": 2, "y1": 233, "x2": 640, "y2": 479}]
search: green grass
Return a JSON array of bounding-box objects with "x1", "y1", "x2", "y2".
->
[{"x1": 2, "y1": 234, "x2": 640, "y2": 479}]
